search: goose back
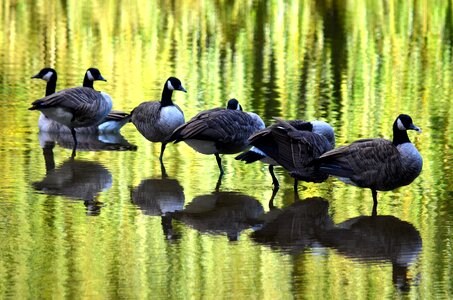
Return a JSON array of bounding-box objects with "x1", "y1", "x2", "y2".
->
[
  {"x1": 171, "y1": 108, "x2": 265, "y2": 154},
  {"x1": 318, "y1": 138, "x2": 422, "y2": 191},
  {"x1": 30, "y1": 87, "x2": 112, "y2": 128},
  {"x1": 131, "y1": 101, "x2": 185, "y2": 142}
]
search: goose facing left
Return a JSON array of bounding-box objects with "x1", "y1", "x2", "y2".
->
[
  {"x1": 130, "y1": 77, "x2": 187, "y2": 162},
  {"x1": 31, "y1": 68, "x2": 128, "y2": 134},
  {"x1": 29, "y1": 68, "x2": 113, "y2": 153}
]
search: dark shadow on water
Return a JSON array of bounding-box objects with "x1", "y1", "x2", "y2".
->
[
  {"x1": 38, "y1": 131, "x2": 137, "y2": 153},
  {"x1": 251, "y1": 197, "x2": 422, "y2": 292},
  {"x1": 172, "y1": 191, "x2": 264, "y2": 242},
  {"x1": 131, "y1": 178, "x2": 185, "y2": 241},
  {"x1": 318, "y1": 215, "x2": 422, "y2": 293},
  {"x1": 32, "y1": 146, "x2": 112, "y2": 216}
]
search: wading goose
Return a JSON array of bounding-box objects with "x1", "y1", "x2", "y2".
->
[
  {"x1": 29, "y1": 68, "x2": 113, "y2": 155},
  {"x1": 31, "y1": 68, "x2": 129, "y2": 134},
  {"x1": 237, "y1": 118, "x2": 335, "y2": 190},
  {"x1": 316, "y1": 114, "x2": 422, "y2": 214},
  {"x1": 169, "y1": 99, "x2": 265, "y2": 176},
  {"x1": 130, "y1": 77, "x2": 187, "y2": 162}
]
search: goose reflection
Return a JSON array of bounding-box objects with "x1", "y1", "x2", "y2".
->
[
  {"x1": 251, "y1": 197, "x2": 333, "y2": 253},
  {"x1": 38, "y1": 131, "x2": 137, "y2": 152},
  {"x1": 32, "y1": 153, "x2": 112, "y2": 216},
  {"x1": 131, "y1": 178, "x2": 185, "y2": 240},
  {"x1": 318, "y1": 215, "x2": 422, "y2": 291},
  {"x1": 172, "y1": 192, "x2": 264, "y2": 241}
]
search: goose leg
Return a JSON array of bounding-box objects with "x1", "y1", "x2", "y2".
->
[
  {"x1": 160, "y1": 161, "x2": 168, "y2": 178},
  {"x1": 293, "y1": 179, "x2": 299, "y2": 191},
  {"x1": 269, "y1": 165, "x2": 279, "y2": 188},
  {"x1": 371, "y1": 189, "x2": 378, "y2": 217},
  {"x1": 70, "y1": 127, "x2": 78, "y2": 157},
  {"x1": 269, "y1": 185, "x2": 279, "y2": 209},
  {"x1": 159, "y1": 142, "x2": 167, "y2": 162},
  {"x1": 215, "y1": 153, "x2": 224, "y2": 175}
]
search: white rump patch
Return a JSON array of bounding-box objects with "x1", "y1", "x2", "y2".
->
[
  {"x1": 397, "y1": 118, "x2": 406, "y2": 130},
  {"x1": 42, "y1": 71, "x2": 54, "y2": 82},
  {"x1": 87, "y1": 70, "x2": 94, "y2": 81},
  {"x1": 167, "y1": 80, "x2": 175, "y2": 90}
]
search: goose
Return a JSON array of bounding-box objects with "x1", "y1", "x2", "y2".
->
[
  {"x1": 130, "y1": 77, "x2": 187, "y2": 162},
  {"x1": 316, "y1": 114, "x2": 422, "y2": 214},
  {"x1": 237, "y1": 118, "x2": 335, "y2": 190},
  {"x1": 29, "y1": 68, "x2": 113, "y2": 155},
  {"x1": 169, "y1": 98, "x2": 265, "y2": 175},
  {"x1": 31, "y1": 68, "x2": 129, "y2": 134}
]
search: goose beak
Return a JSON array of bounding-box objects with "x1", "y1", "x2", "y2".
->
[
  {"x1": 178, "y1": 85, "x2": 187, "y2": 93},
  {"x1": 98, "y1": 75, "x2": 107, "y2": 82},
  {"x1": 31, "y1": 74, "x2": 40, "y2": 79},
  {"x1": 409, "y1": 124, "x2": 422, "y2": 134}
]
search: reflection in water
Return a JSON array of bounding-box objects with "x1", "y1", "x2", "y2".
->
[
  {"x1": 173, "y1": 192, "x2": 264, "y2": 241},
  {"x1": 251, "y1": 197, "x2": 333, "y2": 254},
  {"x1": 32, "y1": 153, "x2": 112, "y2": 215},
  {"x1": 131, "y1": 178, "x2": 185, "y2": 240},
  {"x1": 38, "y1": 131, "x2": 137, "y2": 152},
  {"x1": 319, "y1": 215, "x2": 422, "y2": 292}
]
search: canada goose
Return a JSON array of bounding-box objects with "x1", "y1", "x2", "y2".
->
[
  {"x1": 316, "y1": 114, "x2": 422, "y2": 214},
  {"x1": 237, "y1": 118, "x2": 335, "y2": 189},
  {"x1": 170, "y1": 98, "x2": 265, "y2": 175},
  {"x1": 31, "y1": 68, "x2": 129, "y2": 134},
  {"x1": 130, "y1": 77, "x2": 187, "y2": 162},
  {"x1": 29, "y1": 68, "x2": 113, "y2": 155}
]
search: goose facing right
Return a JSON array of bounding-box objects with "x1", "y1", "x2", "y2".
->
[
  {"x1": 31, "y1": 68, "x2": 129, "y2": 134},
  {"x1": 316, "y1": 114, "x2": 422, "y2": 214},
  {"x1": 29, "y1": 68, "x2": 113, "y2": 154},
  {"x1": 130, "y1": 77, "x2": 187, "y2": 162},
  {"x1": 169, "y1": 99, "x2": 265, "y2": 175}
]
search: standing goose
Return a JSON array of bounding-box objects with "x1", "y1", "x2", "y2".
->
[
  {"x1": 316, "y1": 114, "x2": 422, "y2": 214},
  {"x1": 31, "y1": 68, "x2": 129, "y2": 134},
  {"x1": 236, "y1": 118, "x2": 335, "y2": 189},
  {"x1": 130, "y1": 77, "x2": 187, "y2": 162},
  {"x1": 169, "y1": 99, "x2": 265, "y2": 175},
  {"x1": 29, "y1": 68, "x2": 113, "y2": 155}
]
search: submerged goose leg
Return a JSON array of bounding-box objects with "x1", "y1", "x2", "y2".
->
[
  {"x1": 269, "y1": 165, "x2": 279, "y2": 188},
  {"x1": 159, "y1": 142, "x2": 167, "y2": 162},
  {"x1": 215, "y1": 153, "x2": 224, "y2": 175},
  {"x1": 372, "y1": 189, "x2": 378, "y2": 217},
  {"x1": 70, "y1": 127, "x2": 78, "y2": 157}
]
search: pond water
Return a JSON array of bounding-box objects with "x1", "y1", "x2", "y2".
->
[{"x1": 0, "y1": 0, "x2": 452, "y2": 299}]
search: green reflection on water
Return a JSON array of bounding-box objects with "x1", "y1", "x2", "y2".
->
[{"x1": 0, "y1": 0, "x2": 452, "y2": 299}]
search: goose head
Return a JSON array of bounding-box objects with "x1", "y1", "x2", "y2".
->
[
  {"x1": 85, "y1": 68, "x2": 107, "y2": 82},
  {"x1": 226, "y1": 98, "x2": 242, "y2": 111},
  {"x1": 166, "y1": 77, "x2": 187, "y2": 92},
  {"x1": 395, "y1": 114, "x2": 422, "y2": 133},
  {"x1": 31, "y1": 68, "x2": 57, "y2": 82}
]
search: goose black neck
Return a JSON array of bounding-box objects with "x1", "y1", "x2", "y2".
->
[
  {"x1": 83, "y1": 75, "x2": 94, "y2": 89},
  {"x1": 45, "y1": 75, "x2": 57, "y2": 96},
  {"x1": 161, "y1": 86, "x2": 174, "y2": 107},
  {"x1": 392, "y1": 122, "x2": 411, "y2": 146}
]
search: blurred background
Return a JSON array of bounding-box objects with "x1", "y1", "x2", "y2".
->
[{"x1": 0, "y1": 0, "x2": 451, "y2": 298}]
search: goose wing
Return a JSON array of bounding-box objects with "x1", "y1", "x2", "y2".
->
[
  {"x1": 171, "y1": 108, "x2": 260, "y2": 143},
  {"x1": 105, "y1": 110, "x2": 130, "y2": 121},
  {"x1": 318, "y1": 138, "x2": 403, "y2": 186},
  {"x1": 250, "y1": 119, "x2": 332, "y2": 172},
  {"x1": 30, "y1": 87, "x2": 107, "y2": 120},
  {"x1": 130, "y1": 101, "x2": 161, "y2": 127}
]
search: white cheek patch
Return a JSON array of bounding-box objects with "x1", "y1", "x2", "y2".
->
[
  {"x1": 167, "y1": 80, "x2": 175, "y2": 90},
  {"x1": 42, "y1": 71, "x2": 54, "y2": 82},
  {"x1": 397, "y1": 118, "x2": 406, "y2": 130},
  {"x1": 236, "y1": 103, "x2": 241, "y2": 110},
  {"x1": 87, "y1": 70, "x2": 94, "y2": 81}
]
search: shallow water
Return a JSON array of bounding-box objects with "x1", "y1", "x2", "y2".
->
[{"x1": 0, "y1": 0, "x2": 452, "y2": 299}]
